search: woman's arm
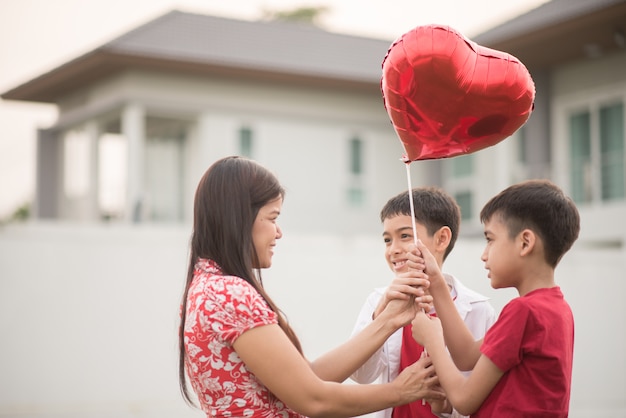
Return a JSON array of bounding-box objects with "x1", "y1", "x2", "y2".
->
[
  {"x1": 348, "y1": 291, "x2": 389, "y2": 383},
  {"x1": 234, "y1": 322, "x2": 445, "y2": 417}
]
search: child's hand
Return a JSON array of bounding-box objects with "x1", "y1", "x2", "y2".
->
[
  {"x1": 411, "y1": 310, "x2": 444, "y2": 347},
  {"x1": 407, "y1": 241, "x2": 447, "y2": 293},
  {"x1": 425, "y1": 389, "x2": 452, "y2": 414},
  {"x1": 373, "y1": 272, "x2": 431, "y2": 319}
]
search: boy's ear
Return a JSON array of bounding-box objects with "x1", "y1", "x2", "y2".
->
[
  {"x1": 435, "y1": 226, "x2": 452, "y2": 251},
  {"x1": 519, "y1": 229, "x2": 536, "y2": 255}
]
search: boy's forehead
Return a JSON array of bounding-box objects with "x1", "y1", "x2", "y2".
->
[
  {"x1": 383, "y1": 213, "x2": 414, "y2": 223},
  {"x1": 483, "y1": 215, "x2": 506, "y2": 232},
  {"x1": 383, "y1": 214, "x2": 424, "y2": 230}
]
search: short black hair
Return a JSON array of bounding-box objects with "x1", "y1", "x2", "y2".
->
[
  {"x1": 381, "y1": 187, "x2": 460, "y2": 260},
  {"x1": 480, "y1": 179, "x2": 580, "y2": 267}
]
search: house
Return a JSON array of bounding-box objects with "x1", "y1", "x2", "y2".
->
[
  {"x1": 0, "y1": 10, "x2": 420, "y2": 237},
  {"x1": 472, "y1": 0, "x2": 626, "y2": 245},
  {"x1": 3, "y1": 1, "x2": 625, "y2": 243},
  {"x1": 1, "y1": 1, "x2": 624, "y2": 417}
]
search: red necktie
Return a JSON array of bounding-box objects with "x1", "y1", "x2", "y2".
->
[{"x1": 391, "y1": 323, "x2": 437, "y2": 418}]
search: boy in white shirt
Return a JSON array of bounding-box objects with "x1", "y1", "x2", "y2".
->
[{"x1": 350, "y1": 187, "x2": 496, "y2": 418}]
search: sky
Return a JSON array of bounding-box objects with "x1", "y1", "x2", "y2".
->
[{"x1": 0, "y1": 0, "x2": 550, "y2": 219}]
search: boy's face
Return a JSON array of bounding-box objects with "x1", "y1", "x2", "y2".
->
[
  {"x1": 481, "y1": 216, "x2": 522, "y2": 289},
  {"x1": 382, "y1": 214, "x2": 436, "y2": 274}
]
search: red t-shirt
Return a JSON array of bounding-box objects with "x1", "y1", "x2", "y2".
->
[
  {"x1": 184, "y1": 258, "x2": 304, "y2": 418},
  {"x1": 476, "y1": 286, "x2": 574, "y2": 417}
]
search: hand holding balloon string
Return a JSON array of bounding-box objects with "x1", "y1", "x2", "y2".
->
[
  {"x1": 404, "y1": 162, "x2": 427, "y2": 313},
  {"x1": 405, "y1": 161, "x2": 431, "y2": 406}
]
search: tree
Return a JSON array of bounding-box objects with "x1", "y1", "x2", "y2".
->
[{"x1": 261, "y1": 5, "x2": 330, "y2": 27}]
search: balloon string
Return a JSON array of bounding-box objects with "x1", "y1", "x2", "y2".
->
[
  {"x1": 405, "y1": 163, "x2": 429, "y2": 406},
  {"x1": 405, "y1": 163, "x2": 419, "y2": 246}
]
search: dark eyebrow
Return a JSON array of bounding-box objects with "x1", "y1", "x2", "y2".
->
[{"x1": 265, "y1": 207, "x2": 281, "y2": 216}]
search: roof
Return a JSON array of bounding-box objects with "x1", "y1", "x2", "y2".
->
[
  {"x1": 1, "y1": 10, "x2": 393, "y2": 103},
  {"x1": 3, "y1": 1, "x2": 625, "y2": 102},
  {"x1": 474, "y1": 0, "x2": 626, "y2": 69}
]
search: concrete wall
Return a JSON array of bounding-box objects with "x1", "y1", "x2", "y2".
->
[{"x1": 1, "y1": 222, "x2": 624, "y2": 417}]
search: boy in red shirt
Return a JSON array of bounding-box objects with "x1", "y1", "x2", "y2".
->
[{"x1": 411, "y1": 179, "x2": 580, "y2": 417}]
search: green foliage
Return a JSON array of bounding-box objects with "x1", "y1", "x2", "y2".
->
[
  {"x1": 0, "y1": 202, "x2": 31, "y2": 225},
  {"x1": 261, "y1": 5, "x2": 330, "y2": 27}
]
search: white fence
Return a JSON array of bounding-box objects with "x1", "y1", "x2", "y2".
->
[{"x1": 0, "y1": 223, "x2": 624, "y2": 417}]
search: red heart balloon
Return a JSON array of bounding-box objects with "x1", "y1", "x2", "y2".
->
[{"x1": 381, "y1": 24, "x2": 535, "y2": 161}]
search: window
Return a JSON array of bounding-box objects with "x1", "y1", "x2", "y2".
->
[
  {"x1": 239, "y1": 126, "x2": 253, "y2": 157},
  {"x1": 454, "y1": 191, "x2": 473, "y2": 221},
  {"x1": 568, "y1": 101, "x2": 624, "y2": 204},
  {"x1": 451, "y1": 154, "x2": 474, "y2": 177},
  {"x1": 349, "y1": 137, "x2": 362, "y2": 175},
  {"x1": 347, "y1": 188, "x2": 365, "y2": 206},
  {"x1": 569, "y1": 111, "x2": 592, "y2": 203},
  {"x1": 447, "y1": 154, "x2": 475, "y2": 220},
  {"x1": 347, "y1": 137, "x2": 365, "y2": 207},
  {"x1": 600, "y1": 103, "x2": 624, "y2": 201}
]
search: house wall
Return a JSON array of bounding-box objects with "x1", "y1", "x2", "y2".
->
[
  {"x1": 550, "y1": 51, "x2": 626, "y2": 244},
  {"x1": 48, "y1": 70, "x2": 433, "y2": 235},
  {"x1": 0, "y1": 223, "x2": 624, "y2": 418}
]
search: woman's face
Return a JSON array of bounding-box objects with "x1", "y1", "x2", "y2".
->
[{"x1": 252, "y1": 196, "x2": 283, "y2": 269}]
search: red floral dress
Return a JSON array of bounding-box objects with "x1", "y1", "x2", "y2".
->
[{"x1": 184, "y1": 258, "x2": 304, "y2": 417}]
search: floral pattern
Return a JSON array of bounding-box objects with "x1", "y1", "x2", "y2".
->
[{"x1": 184, "y1": 258, "x2": 304, "y2": 417}]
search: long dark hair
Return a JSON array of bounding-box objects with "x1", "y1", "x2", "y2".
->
[{"x1": 178, "y1": 156, "x2": 303, "y2": 406}]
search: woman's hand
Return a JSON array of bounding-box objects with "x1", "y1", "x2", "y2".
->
[
  {"x1": 391, "y1": 354, "x2": 446, "y2": 405},
  {"x1": 375, "y1": 281, "x2": 433, "y2": 329}
]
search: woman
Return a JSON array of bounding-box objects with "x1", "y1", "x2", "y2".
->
[{"x1": 178, "y1": 156, "x2": 443, "y2": 417}]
